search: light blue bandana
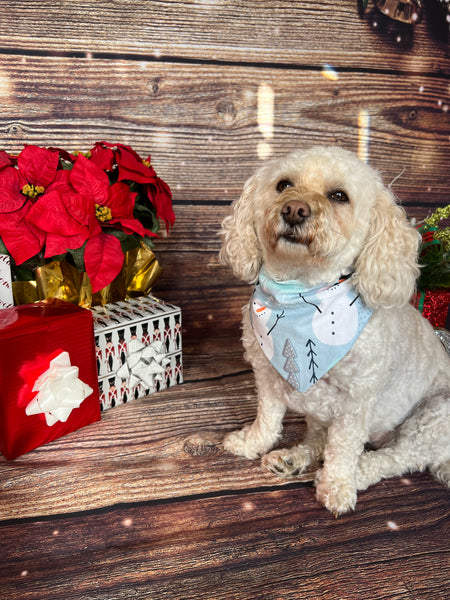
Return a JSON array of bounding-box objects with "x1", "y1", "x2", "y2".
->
[{"x1": 250, "y1": 267, "x2": 373, "y2": 392}]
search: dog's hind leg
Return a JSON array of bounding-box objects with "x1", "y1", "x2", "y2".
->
[
  {"x1": 429, "y1": 460, "x2": 450, "y2": 487},
  {"x1": 356, "y1": 390, "x2": 450, "y2": 490}
]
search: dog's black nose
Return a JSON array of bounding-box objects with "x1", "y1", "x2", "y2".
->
[{"x1": 281, "y1": 200, "x2": 311, "y2": 226}]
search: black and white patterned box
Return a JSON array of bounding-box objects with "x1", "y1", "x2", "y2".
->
[{"x1": 91, "y1": 296, "x2": 182, "y2": 410}]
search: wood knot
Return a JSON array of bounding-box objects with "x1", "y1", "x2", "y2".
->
[
  {"x1": 216, "y1": 100, "x2": 237, "y2": 123},
  {"x1": 8, "y1": 123, "x2": 22, "y2": 135},
  {"x1": 183, "y1": 432, "x2": 222, "y2": 456}
]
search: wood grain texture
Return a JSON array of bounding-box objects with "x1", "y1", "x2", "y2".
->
[
  {"x1": 0, "y1": 3, "x2": 449, "y2": 598},
  {"x1": 0, "y1": 56, "x2": 448, "y2": 205},
  {"x1": 0, "y1": 0, "x2": 448, "y2": 73},
  {"x1": 0, "y1": 372, "x2": 317, "y2": 520},
  {"x1": 1, "y1": 478, "x2": 448, "y2": 600}
]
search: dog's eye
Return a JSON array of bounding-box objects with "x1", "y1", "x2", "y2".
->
[
  {"x1": 328, "y1": 190, "x2": 349, "y2": 203},
  {"x1": 276, "y1": 179, "x2": 293, "y2": 193}
]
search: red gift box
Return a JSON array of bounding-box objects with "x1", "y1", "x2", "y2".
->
[
  {"x1": 411, "y1": 289, "x2": 450, "y2": 329},
  {"x1": 0, "y1": 299, "x2": 101, "y2": 460}
]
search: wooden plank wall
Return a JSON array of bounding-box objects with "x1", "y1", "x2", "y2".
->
[{"x1": 0, "y1": 0, "x2": 449, "y2": 349}]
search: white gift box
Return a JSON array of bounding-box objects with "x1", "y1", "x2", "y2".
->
[{"x1": 91, "y1": 296, "x2": 182, "y2": 411}]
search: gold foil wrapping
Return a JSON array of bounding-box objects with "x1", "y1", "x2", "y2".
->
[{"x1": 12, "y1": 245, "x2": 162, "y2": 308}]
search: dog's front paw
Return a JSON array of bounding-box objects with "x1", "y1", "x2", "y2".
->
[
  {"x1": 223, "y1": 425, "x2": 268, "y2": 460},
  {"x1": 261, "y1": 446, "x2": 316, "y2": 479},
  {"x1": 314, "y1": 468, "x2": 357, "y2": 516}
]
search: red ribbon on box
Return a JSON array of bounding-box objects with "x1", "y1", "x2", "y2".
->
[
  {"x1": 0, "y1": 299, "x2": 101, "y2": 460},
  {"x1": 411, "y1": 289, "x2": 450, "y2": 329}
]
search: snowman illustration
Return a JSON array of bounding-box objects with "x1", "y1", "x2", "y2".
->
[
  {"x1": 251, "y1": 298, "x2": 276, "y2": 359},
  {"x1": 311, "y1": 282, "x2": 359, "y2": 346}
]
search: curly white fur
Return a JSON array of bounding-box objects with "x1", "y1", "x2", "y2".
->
[{"x1": 220, "y1": 146, "x2": 450, "y2": 515}]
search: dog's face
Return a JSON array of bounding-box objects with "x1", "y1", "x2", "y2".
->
[
  {"x1": 250, "y1": 147, "x2": 375, "y2": 283},
  {"x1": 220, "y1": 146, "x2": 420, "y2": 308}
]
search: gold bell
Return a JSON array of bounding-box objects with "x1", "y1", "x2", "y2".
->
[{"x1": 376, "y1": 0, "x2": 423, "y2": 24}]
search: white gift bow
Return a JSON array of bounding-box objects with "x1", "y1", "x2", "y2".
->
[
  {"x1": 25, "y1": 351, "x2": 94, "y2": 426},
  {"x1": 116, "y1": 338, "x2": 170, "y2": 390}
]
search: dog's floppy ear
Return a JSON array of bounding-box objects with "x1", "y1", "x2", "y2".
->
[
  {"x1": 219, "y1": 174, "x2": 262, "y2": 283},
  {"x1": 353, "y1": 183, "x2": 420, "y2": 309}
]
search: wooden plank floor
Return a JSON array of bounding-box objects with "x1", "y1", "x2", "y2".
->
[
  {"x1": 0, "y1": 1, "x2": 449, "y2": 597},
  {"x1": 1, "y1": 338, "x2": 449, "y2": 600}
]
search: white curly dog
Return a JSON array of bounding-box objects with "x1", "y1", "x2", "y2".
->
[{"x1": 220, "y1": 146, "x2": 450, "y2": 515}]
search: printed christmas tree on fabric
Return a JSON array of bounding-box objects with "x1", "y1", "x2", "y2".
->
[
  {"x1": 306, "y1": 339, "x2": 318, "y2": 385},
  {"x1": 282, "y1": 339, "x2": 300, "y2": 389}
]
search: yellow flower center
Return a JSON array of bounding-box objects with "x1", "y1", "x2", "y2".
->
[
  {"x1": 73, "y1": 150, "x2": 92, "y2": 158},
  {"x1": 143, "y1": 159, "x2": 151, "y2": 167},
  {"x1": 95, "y1": 204, "x2": 112, "y2": 222},
  {"x1": 22, "y1": 184, "x2": 45, "y2": 199}
]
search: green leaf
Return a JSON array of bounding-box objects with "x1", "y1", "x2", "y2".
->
[
  {"x1": 60, "y1": 159, "x2": 73, "y2": 171},
  {"x1": 102, "y1": 229, "x2": 141, "y2": 253},
  {"x1": 11, "y1": 265, "x2": 35, "y2": 281},
  {"x1": 128, "y1": 181, "x2": 142, "y2": 194},
  {"x1": 0, "y1": 236, "x2": 9, "y2": 255},
  {"x1": 120, "y1": 233, "x2": 141, "y2": 254},
  {"x1": 104, "y1": 228, "x2": 128, "y2": 243},
  {"x1": 67, "y1": 243, "x2": 86, "y2": 270},
  {"x1": 142, "y1": 235, "x2": 155, "y2": 249},
  {"x1": 133, "y1": 202, "x2": 159, "y2": 232}
]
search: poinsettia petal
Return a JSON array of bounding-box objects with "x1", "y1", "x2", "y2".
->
[
  {"x1": 47, "y1": 147, "x2": 76, "y2": 162},
  {"x1": 17, "y1": 145, "x2": 59, "y2": 188},
  {"x1": 116, "y1": 146, "x2": 157, "y2": 184},
  {"x1": 146, "y1": 176, "x2": 175, "y2": 230},
  {"x1": 53, "y1": 169, "x2": 71, "y2": 185},
  {"x1": 69, "y1": 154, "x2": 109, "y2": 204},
  {"x1": 101, "y1": 182, "x2": 135, "y2": 218},
  {"x1": 27, "y1": 189, "x2": 88, "y2": 236},
  {"x1": 0, "y1": 150, "x2": 13, "y2": 170},
  {"x1": 107, "y1": 217, "x2": 158, "y2": 238},
  {"x1": 84, "y1": 233, "x2": 124, "y2": 292},
  {"x1": 44, "y1": 232, "x2": 89, "y2": 257},
  {"x1": 0, "y1": 202, "x2": 45, "y2": 264},
  {"x1": 0, "y1": 167, "x2": 28, "y2": 212},
  {"x1": 89, "y1": 143, "x2": 115, "y2": 171}
]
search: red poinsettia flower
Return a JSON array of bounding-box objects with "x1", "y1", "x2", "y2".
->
[
  {"x1": 70, "y1": 154, "x2": 157, "y2": 238},
  {"x1": 17, "y1": 145, "x2": 60, "y2": 189},
  {"x1": 26, "y1": 178, "x2": 122, "y2": 292},
  {"x1": 97, "y1": 182, "x2": 159, "y2": 238},
  {"x1": 92, "y1": 142, "x2": 175, "y2": 227},
  {"x1": 69, "y1": 155, "x2": 158, "y2": 290}
]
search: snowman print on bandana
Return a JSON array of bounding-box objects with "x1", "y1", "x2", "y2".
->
[
  {"x1": 251, "y1": 298, "x2": 275, "y2": 360},
  {"x1": 311, "y1": 282, "x2": 359, "y2": 346}
]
